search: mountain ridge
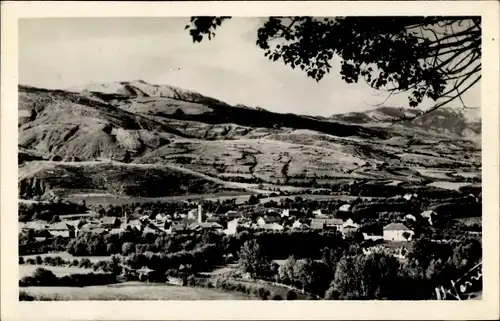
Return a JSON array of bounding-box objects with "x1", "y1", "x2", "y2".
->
[
  {"x1": 330, "y1": 106, "x2": 481, "y2": 139},
  {"x1": 18, "y1": 81, "x2": 481, "y2": 200}
]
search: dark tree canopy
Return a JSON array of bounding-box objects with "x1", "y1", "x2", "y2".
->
[{"x1": 185, "y1": 16, "x2": 481, "y2": 120}]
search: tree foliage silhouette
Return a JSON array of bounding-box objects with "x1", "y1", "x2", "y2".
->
[{"x1": 185, "y1": 16, "x2": 481, "y2": 120}]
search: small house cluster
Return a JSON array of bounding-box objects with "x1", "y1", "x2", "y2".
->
[
  {"x1": 20, "y1": 197, "x2": 443, "y2": 252},
  {"x1": 19, "y1": 205, "x2": 225, "y2": 239}
]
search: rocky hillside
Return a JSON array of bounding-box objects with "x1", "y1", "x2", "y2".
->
[
  {"x1": 18, "y1": 81, "x2": 481, "y2": 200},
  {"x1": 330, "y1": 106, "x2": 481, "y2": 139}
]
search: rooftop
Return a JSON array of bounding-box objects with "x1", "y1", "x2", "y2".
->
[
  {"x1": 260, "y1": 215, "x2": 281, "y2": 224},
  {"x1": 48, "y1": 222, "x2": 73, "y2": 230},
  {"x1": 101, "y1": 217, "x2": 119, "y2": 224},
  {"x1": 312, "y1": 218, "x2": 343, "y2": 225},
  {"x1": 383, "y1": 223, "x2": 412, "y2": 231},
  {"x1": 311, "y1": 221, "x2": 325, "y2": 229},
  {"x1": 260, "y1": 223, "x2": 284, "y2": 230}
]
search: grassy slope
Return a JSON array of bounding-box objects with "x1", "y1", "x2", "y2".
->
[
  {"x1": 19, "y1": 265, "x2": 95, "y2": 278},
  {"x1": 21, "y1": 282, "x2": 254, "y2": 300},
  {"x1": 18, "y1": 160, "x2": 244, "y2": 199}
]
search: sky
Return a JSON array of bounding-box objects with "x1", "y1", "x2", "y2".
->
[{"x1": 18, "y1": 17, "x2": 480, "y2": 117}]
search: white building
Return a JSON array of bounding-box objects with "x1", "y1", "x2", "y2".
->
[
  {"x1": 292, "y1": 220, "x2": 304, "y2": 229},
  {"x1": 281, "y1": 209, "x2": 290, "y2": 217},
  {"x1": 403, "y1": 193, "x2": 418, "y2": 201},
  {"x1": 421, "y1": 210, "x2": 436, "y2": 218},
  {"x1": 342, "y1": 218, "x2": 360, "y2": 234},
  {"x1": 197, "y1": 204, "x2": 204, "y2": 223},
  {"x1": 362, "y1": 233, "x2": 384, "y2": 241},
  {"x1": 189, "y1": 222, "x2": 224, "y2": 233},
  {"x1": 311, "y1": 217, "x2": 343, "y2": 231},
  {"x1": 405, "y1": 214, "x2": 417, "y2": 221},
  {"x1": 383, "y1": 223, "x2": 414, "y2": 242},
  {"x1": 260, "y1": 223, "x2": 284, "y2": 231},
  {"x1": 224, "y1": 218, "x2": 241, "y2": 235},
  {"x1": 225, "y1": 210, "x2": 242, "y2": 220},
  {"x1": 339, "y1": 204, "x2": 351, "y2": 212},
  {"x1": 155, "y1": 213, "x2": 168, "y2": 222},
  {"x1": 128, "y1": 219, "x2": 143, "y2": 231},
  {"x1": 257, "y1": 215, "x2": 281, "y2": 226},
  {"x1": 187, "y1": 208, "x2": 198, "y2": 220},
  {"x1": 421, "y1": 210, "x2": 437, "y2": 225},
  {"x1": 47, "y1": 222, "x2": 75, "y2": 238},
  {"x1": 312, "y1": 209, "x2": 323, "y2": 216}
]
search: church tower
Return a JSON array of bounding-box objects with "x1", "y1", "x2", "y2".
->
[{"x1": 197, "y1": 204, "x2": 204, "y2": 223}]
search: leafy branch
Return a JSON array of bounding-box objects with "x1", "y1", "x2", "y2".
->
[{"x1": 185, "y1": 16, "x2": 481, "y2": 121}]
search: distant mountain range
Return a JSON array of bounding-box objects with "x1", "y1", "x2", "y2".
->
[
  {"x1": 18, "y1": 80, "x2": 481, "y2": 200},
  {"x1": 330, "y1": 106, "x2": 481, "y2": 139}
]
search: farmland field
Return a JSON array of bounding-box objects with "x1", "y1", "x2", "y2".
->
[
  {"x1": 414, "y1": 168, "x2": 455, "y2": 180},
  {"x1": 65, "y1": 192, "x2": 255, "y2": 206},
  {"x1": 426, "y1": 181, "x2": 472, "y2": 191},
  {"x1": 19, "y1": 264, "x2": 94, "y2": 278},
  {"x1": 273, "y1": 259, "x2": 323, "y2": 266},
  {"x1": 259, "y1": 194, "x2": 381, "y2": 203},
  {"x1": 452, "y1": 172, "x2": 480, "y2": 179},
  {"x1": 20, "y1": 282, "x2": 255, "y2": 300},
  {"x1": 455, "y1": 217, "x2": 482, "y2": 226},
  {"x1": 21, "y1": 252, "x2": 112, "y2": 263}
]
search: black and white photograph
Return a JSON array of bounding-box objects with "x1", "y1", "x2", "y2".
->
[{"x1": 2, "y1": 1, "x2": 500, "y2": 319}]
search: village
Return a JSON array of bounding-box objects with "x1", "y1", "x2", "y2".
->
[
  {"x1": 19, "y1": 185, "x2": 484, "y2": 301},
  {"x1": 20, "y1": 190, "x2": 469, "y2": 262}
]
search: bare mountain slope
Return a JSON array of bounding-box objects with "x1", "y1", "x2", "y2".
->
[
  {"x1": 72, "y1": 80, "x2": 393, "y2": 140},
  {"x1": 18, "y1": 82, "x2": 481, "y2": 200},
  {"x1": 19, "y1": 85, "x2": 185, "y2": 162},
  {"x1": 18, "y1": 160, "x2": 242, "y2": 199},
  {"x1": 330, "y1": 106, "x2": 481, "y2": 139},
  {"x1": 69, "y1": 80, "x2": 232, "y2": 107}
]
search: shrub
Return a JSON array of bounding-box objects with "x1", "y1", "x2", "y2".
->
[
  {"x1": 53, "y1": 256, "x2": 66, "y2": 266},
  {"x1": 186, "y1": 275, "x2": 196, "y2": 286},
  {"x1": 26, "y1": 258, "x2": 36, "y2": 265},
  {"x1": 21, "y1": 269, "x2": 118, "y2": 287},
  {"x1": 58, "y1": 273, "x2": 117, "y2": 287},
  {"x1": 35, "y1": 256, "x2": 43, "y2": 265},
  {"x1": 256, "y1": 287, "x2": 267, "y2": 299},
  {"x1": 19, "y1": 291, "x2": 35, "y2": 301},
  {"x1": 20, "y1": 268, "x2": 58, "y2": 286},
  {"x1": 286, "y1": 290, "x2": 297, "y2": 300},
  {"x1": 43, "y1": 256, "x2": 54, "y2": 265},
  {"x1": 19, "y1": 257, "x2": 25, "y2": 264},
  {"x1": 78, "y1": 258, "x2": 92, "y2": 269},
  {"x1": 122, "y1": 242, "x2": 136, "y2": 255},
  {"x1": 271, "y1": 293, "x2": 283, "y2": 300},
  {"x1": 19, "y1": 276, "x2": 35, "y2": 287}
]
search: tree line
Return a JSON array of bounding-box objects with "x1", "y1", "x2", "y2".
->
[{"x1": 237, "y1": 235, "x2": 481, "y2": 300}]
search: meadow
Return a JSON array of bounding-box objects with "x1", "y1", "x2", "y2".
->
[
  {"x1": 65, "y1": 191, "x2": 255, "y2": 206},
  {"x1": 259, "y1": 194, "x2": 380, "y2": 203},
  {"x1": 21, "y1": 252, "x2": 112, "y2": 263},
  {"x1": 426, "y1": 181, "x2": 473, "y2": 191},
  {"x1": 20, "y1": 282, "x2": 254, "y2": 300},
  {"x1": 19, "y1": 264, "x2": 94, "y2": 278}
]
